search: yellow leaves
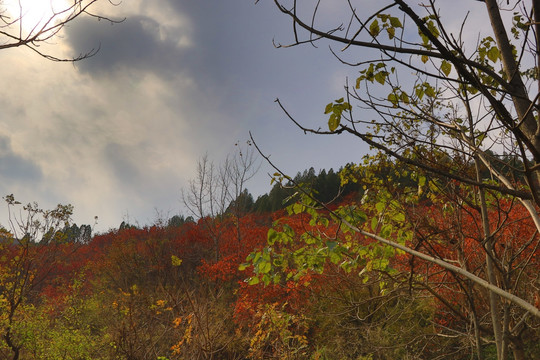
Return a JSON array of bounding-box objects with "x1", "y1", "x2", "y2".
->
[
  {"x1": 119, "y1": 284, "x2": 138, "y2": 298},
  {"x1": 171, "y1": 313, "x2": 194, "y2": 355},
  {"x1": 250, "y1": 328, "x2": 265, "y2": 349},
  {"x1": 247, "y1": 303, "x2": 309, "y2": 359},
  {"x1": 171, "y1": 255, "x2": 183, "y2": 267},
  {"x1": 171, "y1": 342, "x2": 182, "y2": 355},
  {"x1": 150, "y1": 299, "x2": 171, "y2": 314},
  {"x1": 173, "y1": 316, "x2": 183, "y2": 328}
]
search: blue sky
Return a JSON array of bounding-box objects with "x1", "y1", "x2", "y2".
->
[{"x1": 0, "y1": 0, "x2": 486, "y2": 231}]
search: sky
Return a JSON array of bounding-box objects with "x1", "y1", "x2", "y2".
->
[{"x1": 0, "y1": 0, "x2": 487, "y2": 232}]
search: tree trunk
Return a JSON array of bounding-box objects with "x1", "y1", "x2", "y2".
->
[
  {"x1": 511, "y1": 336, "x2": 528, "y2": 360},
  {"x1": 476, "y1": 156, "x2": 506, "y2": 360},
  {"x1": 484, "y1": 0, "x2": 538, "y2": 145}
]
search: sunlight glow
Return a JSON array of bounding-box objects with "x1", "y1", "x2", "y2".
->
[{"x1": 2, "y1": 0, "x2": 73, "y2": 37}]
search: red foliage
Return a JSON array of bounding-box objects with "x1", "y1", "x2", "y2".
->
[
  {"x1": 404, "y1": 198, "x2": 540, "y2": 327},
  {"x1": 233, "y1": 274, "x2": 314, "y2": 327},
  {"x1": 197, "y1": 214, "x2": 269, "y2": 282},
  {"x1": 4, "y1": 190, "x2": 537, "y2": 340}
]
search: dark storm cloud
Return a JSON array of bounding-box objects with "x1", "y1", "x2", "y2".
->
[
  {"x1": 162, "y1": 1, "x2": 289, "y2": 88},
  {"x1": 65, "y1": 15, "x2": 188, "y2": 76},
  {"x1": 0, "y1": 135, "x2": 42, "y2": 182},
  {"x1": 65, "y1": 1, "x2": 299, "y2": 91}
]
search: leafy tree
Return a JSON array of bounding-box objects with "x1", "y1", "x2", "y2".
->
[
  {"x1": 253, "y1": 193, "x2": 272, "y2": 213},
  {"x1": 7, "y1": 275, "x2": 113, "y2": 360},
  {"x1": 250, "y1": 1, "x2": 540, "y2": 359},
  {"x1": 119, "y1": 221, "x2": 138, "y2": 231},
  {"x1": 259, "y1": 180, "x2": 294, "y2": 212},
  {"x1": 167, "y1": 215, "x2": 195, "y2": 228},
  {"x1": 253, "y1": 166, "x2": 359, "y2": 213},
  {"x1": 0, "y1": 195, "x2": 75, "y2": 360},
  {"x1": 58, "y1": 223, "x2": 92, "y2": 243},
  {"x1": 226, "y1": 189, "x2": 255, "y2": 215}
]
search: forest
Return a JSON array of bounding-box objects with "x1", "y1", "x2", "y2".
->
[
  {"x1": 2, "y1": 0, "x2": 540, "y2": 359},
  {"x1": 0, "y1": 157, "x2": 539, "y2": 359}
]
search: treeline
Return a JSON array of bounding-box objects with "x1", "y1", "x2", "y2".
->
[
  {"x1": 61, "y1": 152, "x2": 528, "y2": 234},
  {"x1": 249, "y1": 167, "x2": 361, "y2": 213},
  {"x1": 121, "y1": 166, "x2": 362, "y2": 231},
  {"x1": 230, "y1": 151, "x2": 528, "y2": 216}
]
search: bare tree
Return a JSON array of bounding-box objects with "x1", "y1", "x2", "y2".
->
[
  {"x1": 182, "y1": 144, "x2": 259, "y2": 262},
  {"x1": 0, "y1": 0, "x2": 121, "y2": 61}
]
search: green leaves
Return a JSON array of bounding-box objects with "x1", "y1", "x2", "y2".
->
[
  {"x1": 414, "y1": 82, "x2": 437, "y2": 100},
  {"x1": 477, "y1": 36, "x2": 500, "y2": 64},
  {"x1": 242, "y1": 162, "x2": 412, "y2": 291},
  {"x1": 418, "y1": 16, "x2": 439, "y2": 49},
  {"x1": 244, "y1": 246, "x2": 278, "y2": 285},
  {"x1": 425, "y1": 19, "x2": 439, "y2": 38},
  {"x1": 356, "y1": 63, "x2": 392, "y2": 87},
  {"x1": 267, "y1": 228, "x2": 279, "y2": 245},
  {"x1": 369, "y1": 14, "x2": 403, "y2": 39},
  {"x1": 369, "y1": 19, "x2": 380, "y2": 37},
  {"x1": 324, "y1": 98, "x2": 351, "y2": 131},
  {"x1": 387, "y1": 93, "x2": 398, "y2": 106},
  {"x1": 486, "y1": 46, "x2": 500, "y2": 63},
  {"x1": 259, "y1": 260, "x2": 272, "y2": 274},
  {"x1": 387, "y1": 87, "x2": 410, "y2": 107},
  {"x1": 511, "y1": 12, "x2": 528, "y2": 39},
  {"x1": 389, "y1": 16, "x2": 402, "y2": 29},
  {"x1": 328, "y1": 114, "x2": 340, "y2": 132},
  {"x1": 441, "y1": 60, "x2": 452, "y2": 76}
]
